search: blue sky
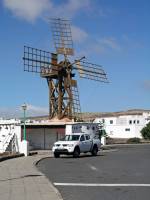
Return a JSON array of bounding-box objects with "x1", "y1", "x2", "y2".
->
[{"x1": 0, "y1": 0, "x2": 150, "y2": 118}]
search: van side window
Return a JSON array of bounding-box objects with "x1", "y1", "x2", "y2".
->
[
  {"x1": 80, "y1": 135, "x2": 85, "y2": 141},
  {"x1": 85, "y1": 135, "x2": 90, "y2": 140}
]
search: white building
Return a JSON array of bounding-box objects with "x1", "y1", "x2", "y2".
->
[
  {"x1": 0, "y1": 119, "x2": 100, "y2": 154},
  {"x1": 0, "y1": 119, "x2": 21, "y2": 153},
  {"x1": 1, "y1": 110, "x2": 150, "y2": 154},
  {"x1": 94, "y1": 110, "x2": 150, "y2": 140}
]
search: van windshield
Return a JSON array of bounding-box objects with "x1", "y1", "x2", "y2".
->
[{"x1": 62, "y1": 135, "x2": 80, "y2": 141}]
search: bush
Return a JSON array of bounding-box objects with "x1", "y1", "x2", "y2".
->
[
  {"x1": 99, "y1": 129, "x2": 107, "y2": 138},
  {"x1": 127, "y1": 137, "x2": 141, "y2": 144},
  {"x1": 141, "y1": 122, "x2": 150, "y2": 139}
]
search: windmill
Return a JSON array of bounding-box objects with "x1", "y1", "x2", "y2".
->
[{"x1": 23, "y1": 18, "x2": 108, "y2": 121}]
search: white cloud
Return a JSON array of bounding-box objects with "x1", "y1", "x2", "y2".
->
[
  {"x1": 76, "y1": 43, "x2": 105, "y2": 58},
  {"x1": 53, "y1": 0, "x2": 90, "y2": 18},
  {"x1": 75, "y1": 36, "x2": 121, "y2": 57},
  {"x1": 3, "y1": 0, "x2": 52, "y2": 22},
  {"x1": 98, "y1": 37, "x2": 121, "y2": 51},
  {"x1": 26, "y1": 104, "x2": 48, "y2": 114},
  {"x1": 3, "y1": 0, "x2": 91, "y2": 22},
  {"x1": 66, "y1": 0, "x2": 90, "y2": 13},
  {"x1": 0, "y1": 104, "x2": 48, "y2": 119},
  {"x1": 72, "y1": 25, "x2": 88, "y2": 43},
  {"x1": 0, "y1": 107, "x2": 16, "y2": 119}
]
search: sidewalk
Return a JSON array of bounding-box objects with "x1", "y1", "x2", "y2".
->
[{"x1": 0, "y1": 152, "x2": 63, "y2": 200}]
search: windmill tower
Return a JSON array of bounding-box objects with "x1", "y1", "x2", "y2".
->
[{"x1": 23, "y1": 18, "x2": 108, "y2": 121}]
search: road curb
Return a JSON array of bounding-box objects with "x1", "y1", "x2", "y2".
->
[
  {"x1": 34, "y1": 156, "x2": 52, "y2": 166},
  {"x1": 0, "y1": 153, "x2": 24, "y2": 162},
  {"x1": 35, "y1": 155, "x2": 63, "y2": 200}
]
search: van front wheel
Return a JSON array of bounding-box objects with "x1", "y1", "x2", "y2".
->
[
  {"x1": 73, "y1": 147, "x2": 80, "y2": 158},
  {"x1": 54, "y1": 152, "x2": 60, "y2": 158},
  {"x1": 91, "y1": 145, "x2": 98, "y2": 156}
]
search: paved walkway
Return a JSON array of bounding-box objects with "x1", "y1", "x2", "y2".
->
[{"x1": 0, "y1": 153, "x2": 63, "y2": 200}]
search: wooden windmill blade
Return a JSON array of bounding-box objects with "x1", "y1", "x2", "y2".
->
[
  {"x1": 23, "y1": 46, "x2": 52, "y2": 73},
  {"x1": 50, "y1": 18, "x2": 74, "y2": 56},
  {"x1": 23, "y1": 46, "x2": 61, "y2": 77},
  {"x1": 75, "y1": 60, "x2": 108, "y2": 83}
]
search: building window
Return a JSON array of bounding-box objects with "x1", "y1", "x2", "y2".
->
[
  {"x1": 110, "y1": 120, "x2": 113, "y2": 124},
  {"x1": 137, "y1": 120, "x2": 140, "y2": 124},
  {"x1": 129, "y1": 120, "x2": 132, "y2": 124},
  {"x1": 110, "y1": 131, "x2": 113, "y2": 135},
  {"x1": 133, "y1": 120, "x2": 136, "y2": 124},
  {"x1": 92, "y1": 126, "x2": 95, "y2": 130},
  {"x1": 125, "y1": 128, "x2": 130, "y2": 131}
]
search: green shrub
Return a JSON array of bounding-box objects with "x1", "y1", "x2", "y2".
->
[
  {"x1": 127, "y1": 137, "x2": 141, "y2": 144},
  {"x1": 98, "y1": 129, "x2": 107, "y2": 139},
  {"x1": 141, "y1": 122, "x2": 150, "y2": 139}
]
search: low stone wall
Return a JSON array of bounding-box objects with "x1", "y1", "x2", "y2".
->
[
  {"x1": 106, "y1": 137, "x2": 128, "y2": 144},
  {"x1": 0, "y1": 152, "x2": 24, "y2": 162},
  {"x1": 106, "y1": 137, "x2": 150, "y2": 144}
]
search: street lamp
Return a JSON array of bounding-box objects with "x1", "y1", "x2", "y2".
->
[{"x1": 22, "y1": 103, "x2": 27, "y2": 141}]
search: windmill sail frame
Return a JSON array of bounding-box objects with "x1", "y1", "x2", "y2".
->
[
  {"x1": 50, "y1": 18, "x2": 74, "y2": 56},
  {"x1": 23, "y1": 18, "x2": 108, "y2": 121}
]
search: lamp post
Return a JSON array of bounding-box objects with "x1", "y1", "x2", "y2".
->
[{"x1": 22, "y1": 103, "x2": 27, "y2": 141}]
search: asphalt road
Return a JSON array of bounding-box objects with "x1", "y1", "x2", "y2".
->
[{"x1": 37, "y1": 144, "x2": 150, "y2": 200}]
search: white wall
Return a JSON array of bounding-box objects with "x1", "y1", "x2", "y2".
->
[
  {"x1": 0, "y1": 119, "x2": 21, "y2": 153},
  {"x1": 94, "y1": 112, "x2": 150, "y2": 139},
  {"x1": 66, "y1": 123, "x2": 98, "y2": 138},
  {"x1": 14, "y1": 125, "x2": 22, "y2": 152}
]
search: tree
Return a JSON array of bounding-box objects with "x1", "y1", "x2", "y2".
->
[
  {"x1": 99, "y1": 129, "x2": 107, "y2": 138},
  {"x1": 97, "y1": 122, "x2": 107, "y2": 139},
  {"x1": 141, "y1": 122, "x2": 150, "y2": 139}
]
